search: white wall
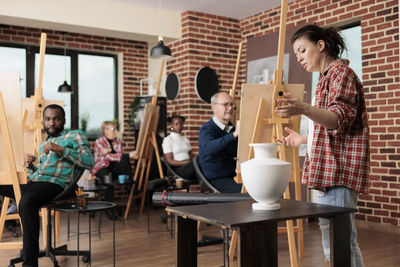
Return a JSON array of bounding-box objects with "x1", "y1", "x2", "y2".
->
[{"x1": 0, "y1": 0, "x2": 181, "y2": 43}]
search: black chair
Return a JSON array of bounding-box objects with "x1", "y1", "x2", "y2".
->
[
  {"x1": 192, "y1": 156, "x2": 220, "y2": 193},
  {"x1": 161, "y1": 156, "x2": 197, "y2": 185},
  {"x1": 9, "y1": 167, "x2": 90, "y2": 267}
]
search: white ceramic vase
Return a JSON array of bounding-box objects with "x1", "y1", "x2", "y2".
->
[{"x1": 241, "y1": 143, "x2": 291, "y2": 210}]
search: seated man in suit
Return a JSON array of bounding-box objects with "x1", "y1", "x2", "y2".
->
[
  {"x1": 198, "y1": 92, "x2": 241, "y2": 193},
  {"x1": 0, "y1": 104, "x2": 94, "y2": 267}
]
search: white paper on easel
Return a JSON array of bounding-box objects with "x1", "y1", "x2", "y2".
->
[
  {"x1": 236, "y1": 83, "x2": 304, "y2": 173},
  {"x1": 0, "y1": 72, "x2": 25, "y2": 173}
]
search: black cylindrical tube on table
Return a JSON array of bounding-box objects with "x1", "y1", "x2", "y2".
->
[
  {"x1": 152, "y1": 191, "x2": 253, "y2": 206},
  {"x1": 146, "y1": 178, "x2": 169, "y2": 190}
]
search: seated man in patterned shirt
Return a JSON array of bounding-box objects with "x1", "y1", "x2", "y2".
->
[{"x1": 0, "y1": 104, "x2": 94, "y2": 267}]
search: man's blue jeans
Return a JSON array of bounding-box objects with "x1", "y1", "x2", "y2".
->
[{"x1": 315, "y1": 187, "x2": 364, "y2": 267}]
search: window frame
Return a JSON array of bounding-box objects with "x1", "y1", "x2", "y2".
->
[{"x1": 0, "y1": 42, "x2": 118, "y2": 131}]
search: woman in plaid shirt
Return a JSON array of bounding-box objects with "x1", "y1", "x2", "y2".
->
[
  {"x1": 275, "y1": 25, "x2": 369, "y2": 267},
  {"x1": 91, "y1": 121, "x2": 136, "y2": 219}
]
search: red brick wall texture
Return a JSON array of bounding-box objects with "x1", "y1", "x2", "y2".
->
[{"x1": 0, "y1": 0, "x2": 399, "y2": 226}]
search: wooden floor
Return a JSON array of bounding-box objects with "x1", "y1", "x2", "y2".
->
[{"x1": 0, "y1": 207, "x2": 400, "y2": 267}]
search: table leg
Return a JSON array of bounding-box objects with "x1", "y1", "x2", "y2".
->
[
  {"x1": 97, "y1": 193, "x2": 102, "y2": 238},
  {"x1": 147, "y1": 190, "x2": 151, "y2": 234},
  {"x1": 89, "y1": 212, "x2": 92, "y2": 266},
  {"x1": 77, "y1": 209, "x2": 80, "y2": 267},
  {"x1": 67, "y1": 213, "x2": 70, "y2": 241},
  {"x1": 238, "y1": 221, "x2": 277, "y2": 267},
  {"x1": 175, "y1": 216, "x2": 197, "y2": 267},
  {"x1": 52, "y1": 208, "x2": 57, "y2": 264},
  {"x1": 330, "y1": 214, "x2": 351, "y2": 267},
  {"x1": 113, "y1": 207, "x2": 116, "y2": 267}
]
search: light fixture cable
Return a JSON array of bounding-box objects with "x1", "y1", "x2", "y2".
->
[
  {"x1": 63, "y1": 32, "x2": 67, "y2": 81},
  {"x1": 58, "y1": 31, "x2": 73, "y2": 93},
  {"x1": 158, "y1": 0, "x2": 162, "y2": 38}
]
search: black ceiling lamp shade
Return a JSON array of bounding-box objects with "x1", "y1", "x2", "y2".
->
[
  {"x1": 58, "y1": 81, "x2": 73, "y2": 93},
  {"x1": 150, "y1": 36, "x2": 172, "y2": 59},
  {"x1": 58, "y1": 32, "x2": 73, "y2": 93}
]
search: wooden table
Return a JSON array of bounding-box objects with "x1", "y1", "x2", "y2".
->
[{"x1": 166, "y1": 199, "x2": 356, "y2": 267}]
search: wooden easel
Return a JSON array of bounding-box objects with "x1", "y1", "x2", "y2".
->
[
  {"x1": 21, "y1": 33, "x2": 63, "y2": 245},
  {"x1": 229, "y1": 41, "x2": 243, "y2": 123},
  {"x1": 21, "y1": 33, "x2": 58, "y2": 246},
  {"x1": 124, "y1": 60, "x2": 165, "y2": 219},
  {"x1": 0, "y1": 73, "x2": 26, "y2": 250},
  {"x1": 229, "y1": 0, "x2": 304, "y2": 265}
]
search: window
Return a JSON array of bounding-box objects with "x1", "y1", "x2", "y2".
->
[
  {"x1": 311, "y1": 23, "x2": 362, "y2": 99},
  {"x1": 35, "y1": 53, "x2": 72, "y2": 128},
  {"x1": 78, "y1": 54, "x2": 116, "y2": 138},
  {"x1": 0, "y1": 43, "x2": 117, "y2": 139}
]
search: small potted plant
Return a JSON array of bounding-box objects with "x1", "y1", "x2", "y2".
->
[{"x1": 80, "y1": 112, "x2": 91, "y2": 132}]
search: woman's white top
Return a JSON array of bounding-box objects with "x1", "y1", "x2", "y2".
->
[
  {"x1": 307, "y1": 96, "x2": 316, "y2": 154},
  {"x1": 162, "y1": 132, "x2": 191, "y2": 161}
]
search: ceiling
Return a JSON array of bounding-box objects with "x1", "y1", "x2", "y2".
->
[{"x1": 110, "y1": 0, "x2": 292, "y2": 19}]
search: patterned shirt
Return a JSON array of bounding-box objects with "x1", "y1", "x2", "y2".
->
[
  {"x1": 302, "y1": 59, "x2": 369, "y2": 193},
  {"x1": 91, "y1": 136, "x2": 124, "y2": 176},
  {"x1": 28, "y1": 129, "x2": 94, "y2": 189}
]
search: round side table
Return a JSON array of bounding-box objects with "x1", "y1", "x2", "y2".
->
[{"x1": 50, "y1": 201, "x2": 117, "y2": 267}]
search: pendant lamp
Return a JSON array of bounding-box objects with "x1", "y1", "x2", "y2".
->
[
  {"x1": 150, "y1": 36, "x2": 171, "y2": 59},
  {"x1": 150, "y1": 0, "x2": 172, "y2": 59},
  {"x1": 58, "y1": 32, "x2": 73, "y2": 93}
]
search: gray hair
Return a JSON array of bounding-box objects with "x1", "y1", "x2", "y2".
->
[
  {"x1": 210, "y1": 91, "x2": 230, "y2": 104},
  {"x1": 210, "y1": 93, "x2": 219, "y2": 104}
]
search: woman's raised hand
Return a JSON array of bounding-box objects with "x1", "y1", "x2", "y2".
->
[{"x1": 276, "y1": 127, "x2": 307, "y2": 147}]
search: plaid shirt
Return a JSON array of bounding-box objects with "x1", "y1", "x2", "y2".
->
[
  {"x1": 302, "y1": 59, "x2": 369, "y2": 193},
  {"x1": 91, "y1": 136, "x2": 123, "y2": 176},
  {"x1": 28, "y1": 129, "x2": 94, "y2": 189}
]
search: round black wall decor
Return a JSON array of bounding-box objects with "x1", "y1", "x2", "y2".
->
[
  {"x1": 195, "y1": 66, "x2": 220, "y2": 103},
  {"x1": 165, "y1": 73, "x2": 180, "y2": 100}
]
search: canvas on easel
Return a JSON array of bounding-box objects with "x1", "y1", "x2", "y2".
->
[{"x1": 0, "y1": 72, "x2": 26, "y2": 250}]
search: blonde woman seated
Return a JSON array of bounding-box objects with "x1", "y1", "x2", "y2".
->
[
  {"x1": 91, "y1": 121, "x2": 136, "y2": 215},
  {"x1": 162, "y1": 115, "x2": 196, "y2": 182}
]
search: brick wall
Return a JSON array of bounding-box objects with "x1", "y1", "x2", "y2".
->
[
  {"x1": 238, "y1": 0, "x2": 399, "y2": 225},
  {"x1": 166, "y1": 0, "x2": 399, "y2": 226},
  {"x1": 166, "y1": 11, "x2": 242, "y2": 154},
  {"x1": 0, "y1": 24, "x2": 148, "y2": 152}
]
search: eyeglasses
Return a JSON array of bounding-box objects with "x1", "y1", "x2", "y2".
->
[
  {"x1": 214, "y1": 102, "x2": 236, "y2": 109},
  {"x1": 106, "y1": 127, "x2": 117, "y2": 131}
]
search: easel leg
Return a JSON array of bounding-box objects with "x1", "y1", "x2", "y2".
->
[
  {"x1": 55, "y1": 211, "x2": 61, "y2": 238},
  {"x1": 284, "y1": 187, "x2": 298, "y2": 267},
  {"x1": 124, "y1": 153, "x2": 145, "y2": 219},
  {"x1": 151, "y1": 133, "x2": 164, "y2": 179},
  {"x1": 137, "y1": 158, "x2": 149, "y2": 194},
  {"x1": 0, "y1": 197, "x2": 11, "y2": 240},
  {"x1": 139, "y1": 156, "x2": 152, "y2": 214},
  {"x1": 41, "y1": 207, "x2": 48, "y2": 247},
  {"x1": 229, "y1": 230, "x2": 238, "y2": 261},
  {"x1": 124, "y1": 179, "x2": 138, "y2": 220},
  {"x1": 293, "y1": 137, "x2": 304, "y2": 258}
]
